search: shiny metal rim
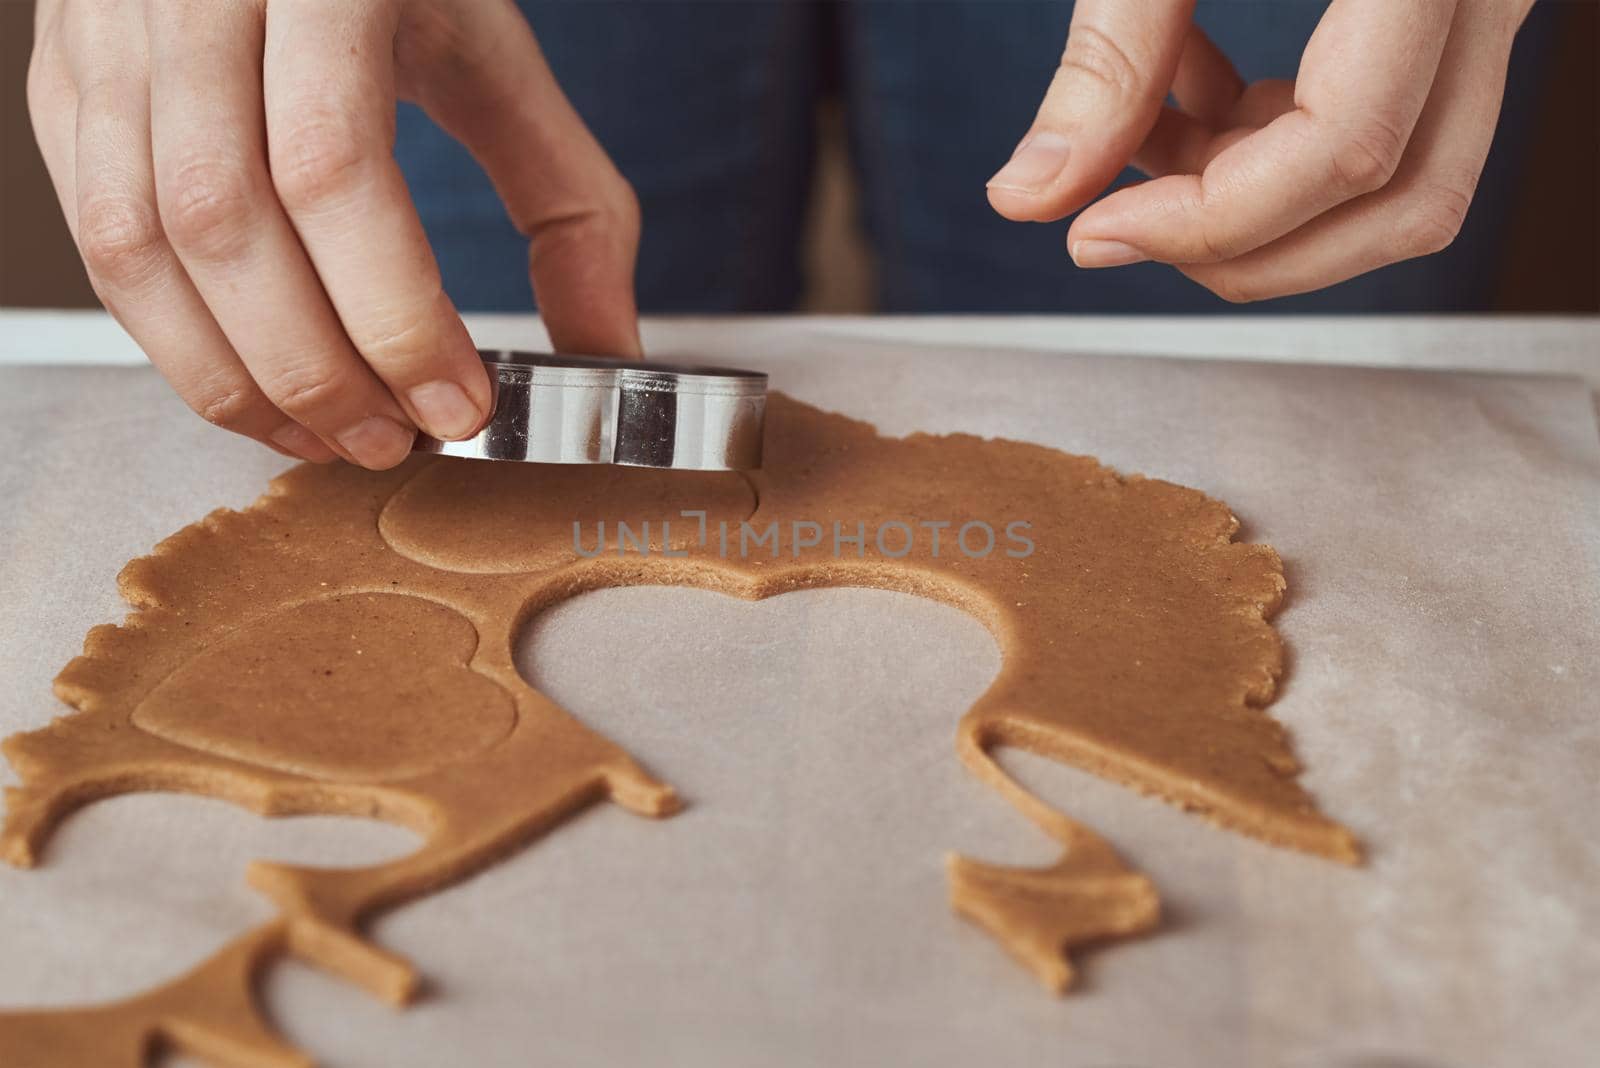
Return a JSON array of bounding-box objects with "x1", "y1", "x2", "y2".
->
[{"x1": 413, "y1": 349, "x2": 767, "y2": 471}]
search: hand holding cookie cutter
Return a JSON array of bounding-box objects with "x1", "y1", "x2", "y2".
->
[{"x1": 414, "y1": 350, "x2": 767, "y2": 471}]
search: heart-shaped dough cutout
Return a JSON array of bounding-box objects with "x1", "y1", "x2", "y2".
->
[{"x1": 133, "y1": 594, "x2": 514, "y2": 784}]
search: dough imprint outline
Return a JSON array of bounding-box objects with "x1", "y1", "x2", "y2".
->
[{"x1": 0, "y1": 394, "x2": 1359, "y2": 1067}]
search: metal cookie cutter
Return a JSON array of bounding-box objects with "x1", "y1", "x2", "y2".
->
[{"x1": 414, "y1": 349, "x2": 767, "y2": 471}]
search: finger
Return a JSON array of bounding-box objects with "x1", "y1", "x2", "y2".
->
[
  {"x1": 1170, "y1": 24, "x2": 1243, "y2": 125},
  {"x1": 32, "y1": 0, "x2": 61, "y2": 47},
  {"x1": 1134, "y1": 78, "x2": 1298, "y2": 178},
  {"x1": 987, "y1": 0, "x2": 1195, "y2": 223},
  {"x1": 149, "y1": 0, "x2": 413, "y2": 468},
  {"x1": 396, "y1": 0, "x2": 641, "y2": 357},
  {"x1": 1228, "y1": 79, "x2": 1297, "y2": 130},
  {"x1": 1131, "y1": 107, "x2": 1214, "y2": 178},
  {"x1": 1178, "y1": 2, "x2": 1517, "y2": 302},
  {"x1": 26, "y1": 17, "x2": 79, "y2": 235},
  {"x1": 62, "y1": 1, "x2": 332, "y2": 462},
  {"x1": 1068, "y1": 0, "x2": 1459, "y2": 267},
  {"x1": 79, "y1": 80, "x2": 332, "y2": 460},
  {"x1": 264, "y1": 0, "x2": 495, "y2": 437}
]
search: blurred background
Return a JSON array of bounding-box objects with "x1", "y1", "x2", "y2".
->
[{"x1": 3, "y1": 0, "x2": 1595, "y2": 313}]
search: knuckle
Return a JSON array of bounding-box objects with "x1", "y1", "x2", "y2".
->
[
  {"x1": 518, "y1": 172, "x2": 641, "y2": 248},
  {"x1": 523, "y1": 188, "x2": 641, "y2": 277},
  {"x1": 194, "y1": 384, "x2": 266, "y2": 432},
  {"x1": 1402, "y1": 182, "x2": 1474, "y2": 256},
  {"x1": 1188, "y1": 193, "x2": 1242, "y2": 263},
  {"x1": 609, "y1": 176, "x2": 642, "y2": 238},
  {"x1": 77, "y1": 194, "x2": 166, "y2": 283},
  {"x1": 1172, "y1": 178, "x2": 1243, "y2": 263},
  {"x1": 1326, "y1": 117, "x2": 1407, "y2": 195},
  {"x1": 1201, "y1": 271, "x2": 1260, "y2": 305},
  {"x1": 526, "y1": 210, "x2": 603, "y2": 271},
  {"x1": 1059, "y1": 25, "x2": 1148, "y2": 102},
  {"x1": 159, "y1": 155, "x2": 259, "y2": 257},
  {"x1": 1193, "y1": 222, "x2": 1238, "y2": 264},
  {"x1": 350, "y1": 311, "x2": 438, "y2": 370},
  {"x1": 1212, "y1": 281, "x2": 1257, "y2": 305},
  {"x1": 261, "y1": 364, "x2": 353, "y2": 422},
  {"x1": 270, "y1": 111, "x2": 371, "y2": 211}
]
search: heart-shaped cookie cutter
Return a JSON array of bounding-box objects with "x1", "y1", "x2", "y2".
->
[{"x1": 414, "y1": 350, "x2": 767, "y2": 471}]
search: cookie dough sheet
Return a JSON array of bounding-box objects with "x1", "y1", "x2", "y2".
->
[{"x1": 1, "y1": 336, "x2": 1596, "y2": 1068}]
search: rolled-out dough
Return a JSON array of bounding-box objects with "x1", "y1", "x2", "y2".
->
[{"x1": 0, "y1": 394, "x2": 1355, "y2": 1067}]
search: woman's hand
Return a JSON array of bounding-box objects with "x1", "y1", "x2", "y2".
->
[
  {"x1": 986, "y1": 0, "x2": 1536, "y2": 302},
  {"x1": 28, "y1": 0, "x2": 640, "y2": 467}
]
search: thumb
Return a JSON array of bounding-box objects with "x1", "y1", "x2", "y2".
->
[
  {"x1": 400, "y1": 0, "x2": 641, "y2": 357},
  {"x1": 988, "y1": 0, "x2": 1195, "y2": 223}
]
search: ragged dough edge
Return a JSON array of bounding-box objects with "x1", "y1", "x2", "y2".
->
[
  {"x1": 968, "y1": 710, "x2": 1362, "y2": 864},
  {"x1": 939, "y1": 509, "x2": 1355, "y2": 993},
  {"x1": 505, "y1": 519, "x2": 1355, "y2": 998},
  {"x1": 0, "y1": 459, "x2": 688, "y2": 1064},
  {"x1": 959, "y1": 520, "x2": 1360, "y2": 866},
  {"x1": 0, "y1": 398, "x2": 1362, "y2": 1063}
]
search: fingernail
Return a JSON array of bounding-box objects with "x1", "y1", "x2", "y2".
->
[
  {"x1": 986, "y1": 132, "x2": 1071, "y2": 193},
  {"x1": 407, "y1": 380, "x2": 484, "y2": 440},
  {"x1": 335, "y1": 416, "x2": 415, "y2": 469},
  {"x1": 269, "y1": 423, "x2": 338, "y2": 463},
  {"x1": 1071, "y1": 239, "x2": 1149, "y2": 268}
]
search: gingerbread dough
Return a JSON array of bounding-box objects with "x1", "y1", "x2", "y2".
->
[{"x1": 0, "y1": 394, "x2": 1357, "y2": 1067}]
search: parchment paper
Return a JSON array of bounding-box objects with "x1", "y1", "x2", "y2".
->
[{"x1": 1, "y1": 335, "x2": 1597, "y2": 1068}]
